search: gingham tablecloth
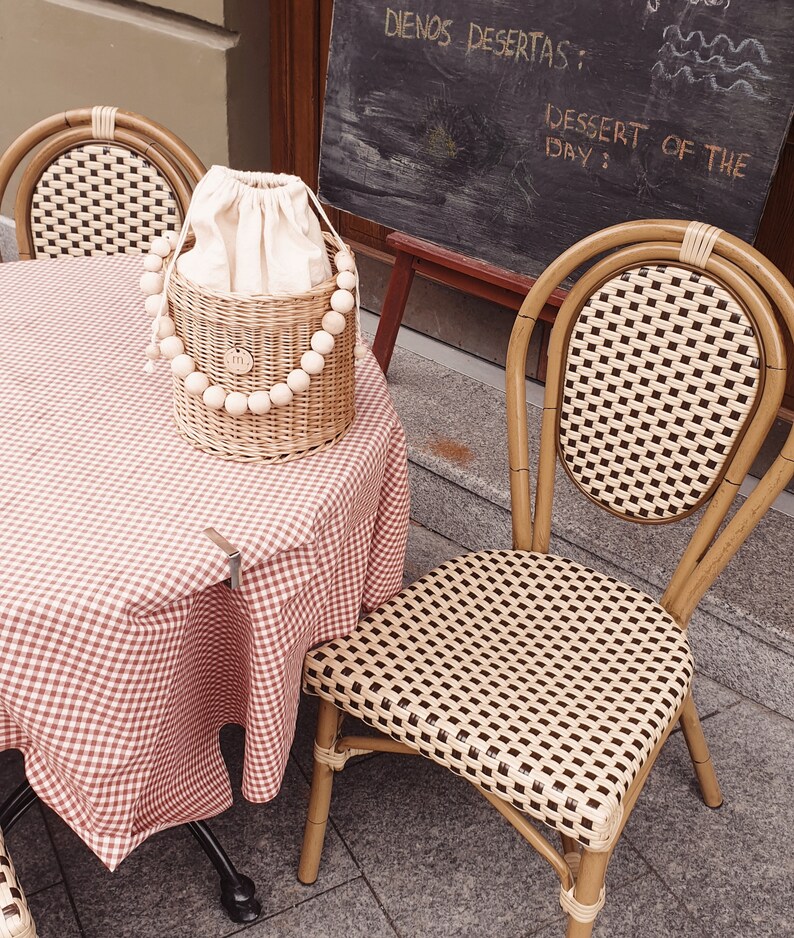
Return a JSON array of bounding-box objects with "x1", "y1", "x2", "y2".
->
[{"x1": 0, "y1": 253, "x2": 410, "y2": 869}]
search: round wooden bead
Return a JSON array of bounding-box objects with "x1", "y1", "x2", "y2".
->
[
  {"x1": 165, "y1": 231, "x2": 179, "y2": 249},
  {"x1": 203, "y1": 385, "x2": 227, "y2": 410},
  {"x1": 143, "y1": 253, "x2": 163, "y2": 272},
  {"x1": 150, "y1": 237, "x2": 171, "y2": 258},
  {"x1": 354, "y1": 343, "x2": 368, "y2": 359},
  {"x1": 171, "y1": 354, "x2": 195, "y2": 379},
  {"x1": 287, "y1": 369, "x2": 311, "y2": 393},
  {"x1": 159, "y1": 335, "x2": 185, "y2": 360},
  {"x1": 145, "y1": 293, "x2": 166, "y2": 318},
  {"x1": 184, "y1": 371, "x2": 210, "y2": 397},
  {"x1": 269, "y1": 383, "x2": 293, "y2": 407},
  {"x1": 140, "y1": 271, "x2": 164, "y2": 296},
  {"x1": 336, "y1": 270, "x2": 356, "y2": 292},
  {"x1": 145, "y1": 343, "x2": 160, "y2": 361},
  {"x1": 157, "y1": 316, "x2": 176, "y2": 339},
  {"x1": 334, "y1": 251, "x2": 355, "y2": 272},
  {"x1": 300, "y1": 350, "x2": 325, "y2": 375},
  {"x1": 330, "y1": 289, "x2": 355, "y2": 314},
  {"x1": 322, "y1": 311, "x2": 346, "y2": 336},
  {"x1": 224, "y1": 392, "x2": 249, "y2": 416},
  {"x1": 248, "y1": 390, "x2": 272, "y2": 415},
  {"x1": 311, "y1": 330, "x2": 335, "y2": 355}
]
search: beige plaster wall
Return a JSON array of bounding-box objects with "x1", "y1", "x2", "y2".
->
[{"x1": 0, "y1": 0, "x2": 269, "y2": 216}]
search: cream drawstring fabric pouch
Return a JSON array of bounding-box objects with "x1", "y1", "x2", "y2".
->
[{"x1": 175, "y1": 167, "x2": 333, "y2": 294}]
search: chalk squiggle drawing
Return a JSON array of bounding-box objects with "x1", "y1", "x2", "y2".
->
[
  {"x1": 652, "y1": 26, "x2": 772, "y2": 100},
  {"x1": 647, "y1": 0, "x2": 731, "y2": 13}
]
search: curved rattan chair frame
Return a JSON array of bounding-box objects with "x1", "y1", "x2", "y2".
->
[
  {"x1": 506, "y1": 220, "x2": 793, "y2": 626},
  {"x1": 297, "y1": 219, "x2": 794, "y2": 938},
  {"x1": 0, "y1": 107, "x2": 206, "y2": 260}
]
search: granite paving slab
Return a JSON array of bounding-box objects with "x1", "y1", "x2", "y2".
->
[
  {"x1": 42, "y1": 727, "x2": 359, "y2": 938},
  {"x1": 323, "y1": 751, "x2": 648, "y2": 938},
  {"x1": 27, "y1": 883, "x2": 82, "y2": 938},
  {"x1": 239, "y1": 879, "x2": 398, "y2": 938},
  {"x1": 623, "y1": 700, "x2": 794, "y2": 938},
  {"x1": 529, "y1": 872, "x2": 708, "y2": 938}
]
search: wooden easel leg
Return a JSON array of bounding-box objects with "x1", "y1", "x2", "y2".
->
[{"x1": 372, "y1": 249, "x2": 416, "y2": 374}]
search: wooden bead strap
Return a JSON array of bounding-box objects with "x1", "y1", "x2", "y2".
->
[
  {"x1": 91, "y1": 105, "x2": 118, "y2": 140},
  {"x1": 313, "y1": 740, "x2": 372, "y2": 772},
  {"x1": 679, "y1": 220, "x2": 722, "y2": 268},
  {"x1": 559, "y1": 883, "x2": 606, "y2": 924}
]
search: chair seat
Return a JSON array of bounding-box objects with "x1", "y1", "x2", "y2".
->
[{"x1": 304, "y1": 550, "x2": 693, "y2": 851}]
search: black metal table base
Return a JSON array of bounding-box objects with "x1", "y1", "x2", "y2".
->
[{"x1": 0, "y1": 780, "x2": 261, "y2": 924}]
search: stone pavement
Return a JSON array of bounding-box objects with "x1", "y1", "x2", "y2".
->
[{"x1": 1, "y1": 523, "x2": 791, "y2": 938}]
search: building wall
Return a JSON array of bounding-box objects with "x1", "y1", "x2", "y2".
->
[{"x1": 0, "y1": 0, "x2": 269, "y2": 223}]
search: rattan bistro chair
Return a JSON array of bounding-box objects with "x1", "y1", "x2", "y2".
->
[
  {"x1": 298, "y1": 220, "x2": 794, "y2": 936},
  {"x1": 0, "y1": 106, "x2": 205, "y2": 260}
]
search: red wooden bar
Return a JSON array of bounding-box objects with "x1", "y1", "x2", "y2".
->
[{"x1": 371, "y1": 231, "x2": 568, "y2": 374}]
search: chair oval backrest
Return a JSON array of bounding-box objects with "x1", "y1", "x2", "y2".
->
[
  {"x1": 27, "y1": 140, "x2": 183, "y2": 258},
  {"x1": 506, "y1": 220, "x2": 794, "y2": 624},
  {"x1": 0, "y1": 107, "x2": 206, "y2": 260},
  {"x1": 557, "y1": 262, "x2": 763, "y2": 522}
]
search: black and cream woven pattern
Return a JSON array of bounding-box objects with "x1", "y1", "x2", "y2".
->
[
  {"x1": 304, "y1": 550, "x2": 693, "y2": 850},
  {"x1": 0, "y1": 830, "x2": 36, "y2": 938},
  {"x1": 30, "y1": 144, "x2": 181, "y2": 257},
  {"x1": 559, "y1": 264, "x2": 761, "y2": 521}
]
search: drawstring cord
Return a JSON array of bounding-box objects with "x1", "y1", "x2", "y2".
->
[
  {"x1": 145, "y1": 172, "x2": 361, "y2": 374},
  {"x1": 305, "y1": 186, "x2": 362, "y2": 344}
]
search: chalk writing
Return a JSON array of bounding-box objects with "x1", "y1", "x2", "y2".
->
[
  {"x1": 545, "y1": 101, "x2": 752, "y2": 182},
  {"x1": 467, "y1": 25, "x2": 587, "y2": 69},
  {"x1": 545, "y1": 104, "x2": 649, "y2": 149},
  {"x1": 661, "y1": 134, "x2": 751, "y2": 177},
  {"x1": 385, "y1": 9, "x2": 453, "y2": 46},
  {"x1": 653, "y1": 26, "x2": 771, "y2": 100},
  {"x1": 382, "y1": 11, "x2": 588, "y2": 69}
]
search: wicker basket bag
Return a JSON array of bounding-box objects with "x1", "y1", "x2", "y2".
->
[{"x1": 142, "y1": 172, "x2": 359, "y2": 463}]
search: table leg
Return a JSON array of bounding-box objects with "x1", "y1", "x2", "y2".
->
[
  {"x1": 0, "y1": 781, "x2": 261, "y2": 924},
  {"x1": 0, "y1": 780, "x2": 38, "y2": 834},
  {"x1": 187, "y1": 820, "x2": 261, "y2": 923}
]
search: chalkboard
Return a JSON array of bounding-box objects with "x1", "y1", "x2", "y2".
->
[{"x1": 320, "y1": 0, "x2": 794, "y2": 278}]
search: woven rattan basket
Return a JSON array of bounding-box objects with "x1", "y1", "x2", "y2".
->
[{"x1": 167, "y1": 234, "x2": 356, "y2": 462}]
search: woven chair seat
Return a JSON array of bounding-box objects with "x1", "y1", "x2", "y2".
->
[{"x1": 304, "y1": 550, "x2": 693, "y2": 850}]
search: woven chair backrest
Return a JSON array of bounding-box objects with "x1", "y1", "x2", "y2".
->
[
  {"x1": 0, "y1": 107, "x2": 206, "y2": 261},
  {"x1": 506, "y1": 220, "x2": 794, "y2": 625},
  {"x1": 28, "y1": 142, "x2": 183, "y2": 258},
  {"x1": 557, "y1": 262, "x2": 762, "y2": 522}
]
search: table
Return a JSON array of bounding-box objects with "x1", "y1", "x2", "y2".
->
[{"x1": 0, "y1": 253, "x2": 410, "y2": 871}]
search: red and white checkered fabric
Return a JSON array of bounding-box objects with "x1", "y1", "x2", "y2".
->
[{"x1": 0, "y1": 254, "x2": 410, "y2": 869}]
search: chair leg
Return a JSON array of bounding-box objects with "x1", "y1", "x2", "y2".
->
[
  {"x1": 561, "y1": 834, "x2": 581, "y2": 876},
  {"x1": 298, "y1": 698, "x2": 342, "y2": 884},
  {"x1": 678, "y1": 691, "x2": 723, "y2": 808},
  {"x1": 186, "y1": 821, "x2": 261, "y2": 923},
  {"x1": 564, "y1": 849, "x2": 609, "y2": 938}
]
